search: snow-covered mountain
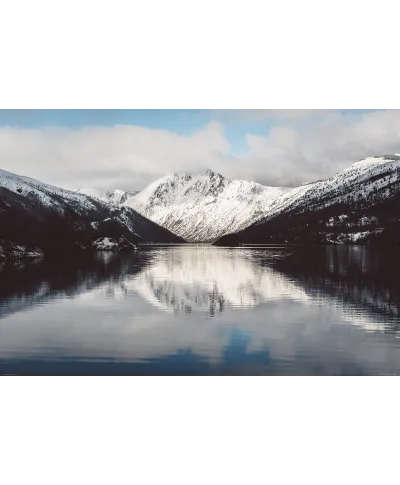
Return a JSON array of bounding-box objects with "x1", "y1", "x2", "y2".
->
[
  {"x1": 237, "y1": 154, "x2": 400, "y2": 245},
  {"x1": 0, "y1": 169, "x2": 182, "y2": 260},
  {"x1": 73, "y1": 188, "x2": 138, "y2": 205},
  {"x1": 70, "y1": 156, "x2": 400, "y2": 245},
  {"x1": 4, "y1": 153, "x2": 400, "y2": 256},
  {"x1": 123, "y1": 169, "x2": 290, "y2": 242}
]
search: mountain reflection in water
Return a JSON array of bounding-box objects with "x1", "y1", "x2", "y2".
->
[{"x1": 1, "y1": 245, "x2": 400, "y2": 375}]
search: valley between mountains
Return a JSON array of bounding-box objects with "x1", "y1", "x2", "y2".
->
[{"x1": 1, "y1": 154, "x2": 400, "y2": 260}]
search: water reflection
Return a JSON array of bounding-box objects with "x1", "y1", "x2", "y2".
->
[
  {"x1": 273, "y1": 246, "x2": 400, "y2": 333},
  {"x1": 0, "y1": 246, "x2": 400, "y2": 375},
  {"x1": 131, "y1": 247, "x2": 307, "y2": 315},
  {"x1": 0, "y1": 251, "x2": 153, "y2": 319}
]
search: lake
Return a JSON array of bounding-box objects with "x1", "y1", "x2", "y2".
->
[{"x1": 1, "y1": 245, "x2": 400, "y2": 375}]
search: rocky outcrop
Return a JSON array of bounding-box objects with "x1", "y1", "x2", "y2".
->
[{"x1": 88, "y1": 237, "x2": 137, "y2": 251}]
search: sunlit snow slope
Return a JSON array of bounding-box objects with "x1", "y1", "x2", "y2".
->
[
  {"x1": 125, "y1": 155, "x2": 400, "y2": 244},
  {"x1": 124, "y1": 170, "x2": 290, "y2": 242}
]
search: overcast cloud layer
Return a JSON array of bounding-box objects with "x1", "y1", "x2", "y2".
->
[{"x1": 1, "y1": 109, "x2": 400, "y2": 191}]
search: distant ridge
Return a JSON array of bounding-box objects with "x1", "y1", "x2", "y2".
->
[{"x1": 0, "y1": 168, "x2": 183, "y2": 260}]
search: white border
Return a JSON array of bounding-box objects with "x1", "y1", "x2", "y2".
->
[
  {"x1": 2, "y1": 1, "x2": 400, "y2": 484},
  {"x1": 1, "y1": 0, "x2": 400, "y2": 109},
  {"x1": 1, "y1": 379, "x2": 399, "y2": 484}
]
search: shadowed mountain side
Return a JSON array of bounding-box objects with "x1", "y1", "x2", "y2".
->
[
  {"x1": 212, "y1": 233, "x2": 242, "y2": 247},
  {"x1": 237, "y1": 156, "x2": 400, "y2": 245},
  {"x1": 0, "y1": 170, "x2": 183, "y2": 260}
]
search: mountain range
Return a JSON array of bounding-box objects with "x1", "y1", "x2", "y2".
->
[
  {"x1": 72, "y1": 187, "x2": 139, "y2": 205},
  {"x1": 120, "y1": 154, "x2": 400, "y2": 245},
  {"x1": 0, "y1": 168, "x2": 182, "y2": 260},
  {"x1": 2, "y1": 153, "x2": 400, "y2": 259}
]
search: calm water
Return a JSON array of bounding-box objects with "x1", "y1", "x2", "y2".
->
[{"x1": 1, "y1": 245, "x2": 400, "y2": 375}]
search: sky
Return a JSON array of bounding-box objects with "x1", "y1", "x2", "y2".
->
[{"x1": 0, "y1": 109, "x2": 399, "y2": 191}]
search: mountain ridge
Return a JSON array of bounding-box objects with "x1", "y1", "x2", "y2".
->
[
  {"x1": 0, "y1": 168, "x2": 183, "y2": 260},
  {"x1": 73, "y1": 187, "x2": 139, "y2": 205},
  {"x1": 123, "y1": 169, "x2": 291, "y2": 242},
  {"x1": 236, "y1": 154, "x2": 400, "y2": 245},
  {"x1": 121, "y1": 155, "x2": 400, "y2": 245},
  {"x1": 3, "y1": 153, "x2": 400, "y2": 256}
]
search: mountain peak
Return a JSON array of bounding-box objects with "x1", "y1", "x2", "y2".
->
[
  {"x1": 378, "y1": 153, "x2": 400, "y2": 161},
  {"x1": 354, "y1": 154, "x2": 400, "y2": 164},
  {"x1": 125, "y1": 170, "x2": 287, "y2": 242},
  {"x1": 204, "y1": 169, "x2": 225, "y2": 180}
]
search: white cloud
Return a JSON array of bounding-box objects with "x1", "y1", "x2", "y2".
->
[
  {"x1": 0, "y1": 121, "x2": 230, "y2": 191},
  {"x1": 1, "y1": 110, "x2": 400, "y2": 190},
  {"x1": 241, "y1": 109, "x2": 400, "y2": 186},
  {"x1": 208, "y1": 104, "x2": 399, "y2": 121},
  {"x1": 207, "y1": 109, "x2": 333, "y2": 121}
]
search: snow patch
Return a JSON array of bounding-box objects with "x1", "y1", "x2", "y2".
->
[
  {"x1": 0, "y1": 240, "x2": 44, "y2": 261},
  {"x1": 91, "y1": 237, "x2": 137, "y2": 251}
]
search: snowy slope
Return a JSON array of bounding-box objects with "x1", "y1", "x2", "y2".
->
[
  {"x1": 73, "y1": 187, "x2": 138, "y2": 205},
  {"x1": 124, "y1": 170, "x2": 290, "y2": 242},
  {"x1": 4, "y1": 154, "x2": 400, "y2": 252},
  {"x1": 0, "y1": 168, "x2": 183, "y2": 258},
  {"x1": 238, "y1": 154, "x2": 400, "y2": 244},
  {"x1": 279, "y1": 155, "x2": 400, "y2": 212},
  {"x1": 268, "y1": 154, "x2": 400, "y2": 216},
  {"x1": 124, "y1": 159, "x2": 400, "y2": 243},
  {"x1": 0, "y1": 168, "x2": 105, "y2": 214}
]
